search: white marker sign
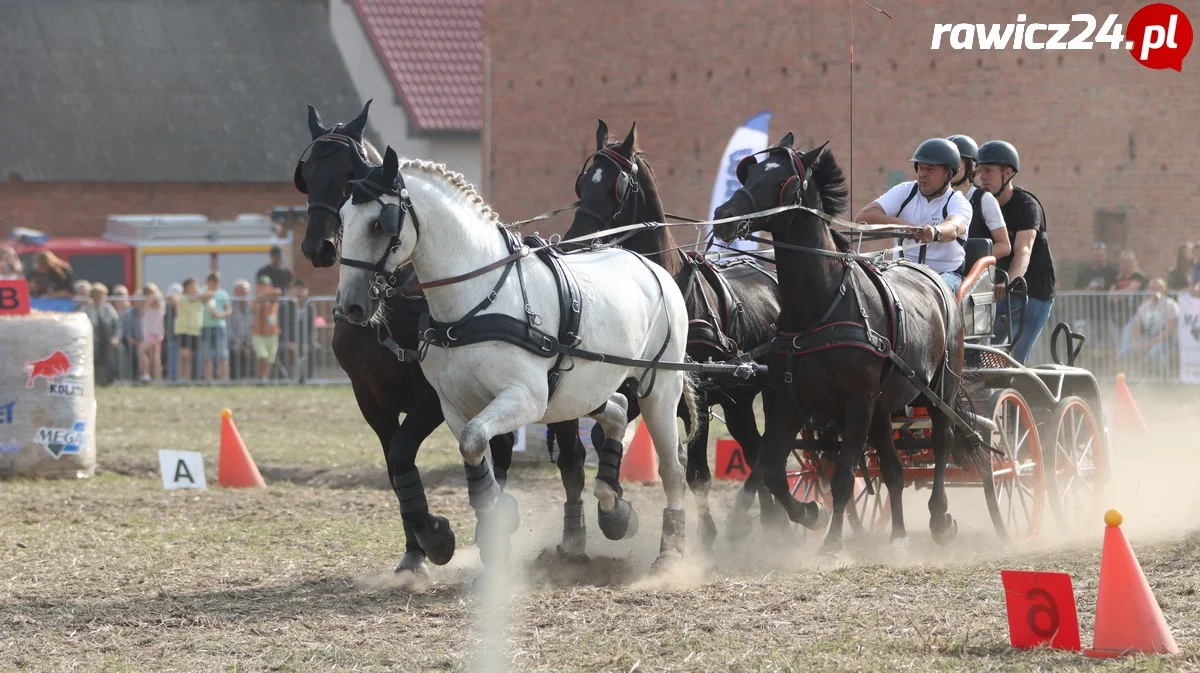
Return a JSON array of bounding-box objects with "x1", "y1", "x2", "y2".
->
[{"x1": 158, "y1": 450, "x2": 207, "y2": 490}]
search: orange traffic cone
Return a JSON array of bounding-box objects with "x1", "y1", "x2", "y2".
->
[
  {"x1": 1085, "y1": 509, "x2": 1178, "y2": 658},
  {"x1": 218, "y1": 408, "x2": 266, "y2": 488},
  {"x1": 619, "y1": 419, "x2": 660, "y2": 484},
  {"x1": 1114, "y1": 373, "x2": 1149, "y2": 434}
]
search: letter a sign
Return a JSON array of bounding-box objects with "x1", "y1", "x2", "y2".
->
[
  {"x1": 158, "y1": 450, "x2": 207, "y2": 491},
  {"x1": 715, "y1": 438, "x2": 750, "y2": 481}
]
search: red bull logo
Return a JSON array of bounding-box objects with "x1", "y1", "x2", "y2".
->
[{"x1": 24, "y1": 351, "x2": 84, "y2": 397}]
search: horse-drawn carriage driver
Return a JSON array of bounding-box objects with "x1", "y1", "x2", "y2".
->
[{"x1": 854, "y1": 138, "x2": 972, "y2": 296}]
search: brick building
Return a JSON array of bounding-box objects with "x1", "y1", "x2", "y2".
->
[
  {"x1": 0, "y1": 0, "x2": 364, "y2": 294},
  {"x1": 484, "y1": 0, "x2": 1199, "y2": 282}
]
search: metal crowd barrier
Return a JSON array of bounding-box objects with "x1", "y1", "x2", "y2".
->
[
  {"x1": 92, "y1": 291, "x2": 1191, "y2": 387},
  {"x1": 104, "y1": 296, "x2": 348, "y2": 386}
]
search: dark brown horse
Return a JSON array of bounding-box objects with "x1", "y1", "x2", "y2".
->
[
  {"x1": 562, "y1": 120, "x2": 787, "y2": 549},
  {"x1": 294, "y1": 103, "x2": 624, "y2": 569},
  {"x1": 712, "y1": 133, "x2": 1002, "y2": 555}
]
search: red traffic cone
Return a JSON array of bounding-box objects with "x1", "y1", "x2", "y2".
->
[
  {"x1": 1085, "y1": 509, "x2": 1178, "y2": 658},
  {"x1": 1114, "y1": 373, "x2": 1149, "y2": 434},
  {"x1": 218, "y1": 408, "x2": 266, "y2": 488},
  {"x1": 619, "y1": 420, "x2": 660, "y2": 484}
]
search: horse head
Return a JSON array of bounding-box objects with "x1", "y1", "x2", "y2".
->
[
  {"x1": 335, "y1": 146, "x2": 411, "y2": 325},
  {"x1": 712, "y1": 132, "x2": 838, "y2": 244},
  {"x1": 565, "y1": 120, "x2": 678, "y2": 275},
  {"x1": 294, "y1": 100, "x2": 376, "y2": 268}
]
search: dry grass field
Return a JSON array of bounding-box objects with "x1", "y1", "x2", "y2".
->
[{"x1": 2, "y1": 384, "x2": 1198, "y2": 672}]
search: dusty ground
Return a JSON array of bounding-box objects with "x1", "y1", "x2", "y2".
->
[{"x1": 2, "y1": 384, "x2": 1199, "y2": 672}]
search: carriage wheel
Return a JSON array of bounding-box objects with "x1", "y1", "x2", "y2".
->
[
  {"x1": 788, "y1": 450, "x2": 828, "y2": 505},
  {"x1": 988, "y1": 388, "x2": 1045, "y2": 543},
  {"x1": 847, "y1": 473, "x2": 891, "y2": 534},
  {"x1": 1044, "y1": 396, "x2": 1108, "y2": 535}
]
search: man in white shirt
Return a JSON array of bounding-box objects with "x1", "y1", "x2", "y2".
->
[
  {"x1": 947, "y1": 134, "x2": 1011, "y2": 264},
  {"x1": 855, "y1": 138, "x2": 973, "y2": 295}
]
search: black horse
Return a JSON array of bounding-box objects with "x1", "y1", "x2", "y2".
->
[
  {"x1": 562, "y1": 120, "x2": 786, "y2": 548},
  {"x1": 711, "y1": 133, "x2": 1002, "y2": 555},
  {"x1": 294, "y1": 102, "x2": 632, "y2": 568}
]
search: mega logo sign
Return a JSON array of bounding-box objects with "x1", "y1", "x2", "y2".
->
[
  {"x1": 24, "y1": 350, "x2": 85, "y2": 398},
  {"x1": 34, "y1": 421, "x2": 89, "y2": 459}
]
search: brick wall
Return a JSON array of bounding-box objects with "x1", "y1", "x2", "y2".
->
[
  {"x1": 484, "y1": 0, "x2": 1199, "y2": 284},
  {"x1": 0, "y1": 181, "x2": 341, "y2": 295}
]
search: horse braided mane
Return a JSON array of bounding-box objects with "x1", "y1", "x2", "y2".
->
[{"x1": 393, "y1": 157, "x2": 507, "y2": 230}]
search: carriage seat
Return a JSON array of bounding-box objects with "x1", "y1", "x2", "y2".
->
[{"x1": 957, "y1": 238, "x2": 997, "y2": 341}]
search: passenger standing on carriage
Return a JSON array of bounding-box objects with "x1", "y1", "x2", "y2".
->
[
  {"x1": 977, "y1": 140, "x2": 1057, "y2": 365},
  {"x1": 855, "y1": 138, "x2": 972, "y2": 295},
  {"x1": 946, "y1": 135, "x2": 1010, "y2": 262}
]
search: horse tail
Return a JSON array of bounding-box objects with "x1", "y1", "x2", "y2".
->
[{"x1": 681, "y1": 372, "x2": 701, "y2": 445}]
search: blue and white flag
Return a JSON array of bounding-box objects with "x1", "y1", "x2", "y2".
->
[{"x1": 706, "y1": 111, "x2": 771, "y2": 252}]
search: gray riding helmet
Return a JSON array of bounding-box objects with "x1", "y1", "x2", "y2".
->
[
  {"x1": 977, "y1": 140, "x2": 1020, "y2": 173},
  {"x1": 911, "y1": 138, "x2": 961, "y2": 174},
  {"x1": 946, "y1": 134, "x2": 979, "y2": 162}
]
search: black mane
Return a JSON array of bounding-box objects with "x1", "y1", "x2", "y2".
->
[
  {"x1": 601, "y1": 140, "x2": 681, "y2": 276},
  {"x1": 810, "y1": 149, "x2": 849, "y2": 218}
]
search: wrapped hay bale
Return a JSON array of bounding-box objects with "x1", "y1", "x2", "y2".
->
[{"x1": 0, "y1": 310, "x2": 97, "y2": 479}]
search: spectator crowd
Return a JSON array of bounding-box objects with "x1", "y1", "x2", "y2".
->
[
  {"x1": 1073, "y1": 240, "x2": 1200, "y2": 377},
  {"x1": 1, "y1": 245, "x2": 325, "y2": 387}
]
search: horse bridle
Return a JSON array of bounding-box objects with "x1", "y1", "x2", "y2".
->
[
  {"x1": 728, "y1": 146, "x2": 811, "y2": 239},
  {"x1": 337, "y1": 172, "x2": 421, "y2": 300},
  {"x1": 574, "y1": 147, "x2": 640, "y2": 230},
  {"x1": 292, "y1": 132, "x2": 370, "y2": 224}
]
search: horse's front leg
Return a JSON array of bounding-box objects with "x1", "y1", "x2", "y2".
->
[
  {"x1": 591, "y1": 392, "x2": 639, "y2": 542},
  {"x1": 683, "y1": 389, "x2": 717, "y2": 551},
  {"x1": 456, "y1": 386, "x2": 547, "y2": 570},
  {"x1": 548, "y1": 419, "x2": 588, "y2": 559},
  {"x1": 390, "y1": 389, "x2": 456, "y2": 570},
  {"x1": 927, "y1": 405, "x2": 958, "y2": 545},
  {"x1": 820, "y1": 400, "x2": 874, "y2": 557},
  {"x1": 724, "y1": 391, "x2": 787, "y2": 535}
]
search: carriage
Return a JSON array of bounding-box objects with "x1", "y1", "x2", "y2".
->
[{"x1": 784, "y1": 238, "x2": 1111, "y2": 542}]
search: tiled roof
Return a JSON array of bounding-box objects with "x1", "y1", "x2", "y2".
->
[
  {"x1": 350, "y1": 0, "x2": 482, "y2": 134},
  {"x1": 0, "y1": 0, "x2": 366, "y2": 183}
]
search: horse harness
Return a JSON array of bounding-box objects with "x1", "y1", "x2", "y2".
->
[{"x1": 338, "y1": 166, "x2": 726, "y2": 400}]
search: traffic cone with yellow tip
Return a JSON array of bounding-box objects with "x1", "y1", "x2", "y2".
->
[
  {"x1": 218, "y1": 408, "x2": 266, "y2": 488},
  {"x1": 1085, "y1": 509, "x2": 1178, "y2": 658}
]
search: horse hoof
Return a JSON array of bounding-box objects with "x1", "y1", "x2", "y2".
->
[
  {"x1": 395, "y1": 551, "x2": 428, "y2": 573},
  {"x1": 493, "y1": 492, "x2": 521, "y2": 534},
  {"x1": 649, "y1": 551, "x2": 683, "y2": 576},
  {"x1": 931, "y1": 515, "x2": 958, "y2": 545},
  {"x1": 555, "y1": 544, "x2": 590, "y2": 564},
  {"x1": 698, "y1": 512, "x2": 718, "y2": 550},
  {"x1": 598, "y1": 498, "x2": 638, "y2": 541},
  {"x1": 797, "y1": 501, "x2": 829, "y2": 531},
  {"x1": 560, "y1": 527, "x2": 587, "y2": 558},
  {"x1": 818, "y1": 539, "x2": 843, "y2": 558},
  {"x1": 415, "y1": 515, "x2": 456, "y2": 566}
]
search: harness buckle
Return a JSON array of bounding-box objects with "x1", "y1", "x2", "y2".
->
[
  {"x1": 783, "y1": 371, "x2": 793, "y2": 384},
  {"x1": 571, "y1": 298, "x2": 581, "y2": 313},
  {"x1": 540, "y1": 335, "x2": 555, "y2": 353}
]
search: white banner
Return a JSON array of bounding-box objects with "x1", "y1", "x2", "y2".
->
[
  {"x1": 705, "y1": 111, "x2": 771, "y2": 252},
  {"x1": 1179, "y1": 294, "x2": 1200, "y2": 385}
]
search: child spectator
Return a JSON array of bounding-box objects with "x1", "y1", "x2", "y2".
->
[
  {"x1": 140, "y1": 284, "x2": 165, "y2": 383},
  {"x1": 174, "y1": 278, "x2": 205, "y2": 381},
  {"x1": 252, "y1": 275, "x2": 282, "y2": 382}
]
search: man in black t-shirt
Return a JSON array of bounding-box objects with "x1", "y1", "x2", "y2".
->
[
  {"x1": 1075, "y1": 242, "x2": 1118, "y2": 291},
  {"x1": 977, "y1": 140, "x2": 1056, "y2": 364},
  {"x1": 256, "y1": 246, "x2": 294, "y2": 292}
]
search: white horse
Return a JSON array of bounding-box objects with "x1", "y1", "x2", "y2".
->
[{"x1": 335, "y1": 147, "x2": 699, "y2": 573}]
